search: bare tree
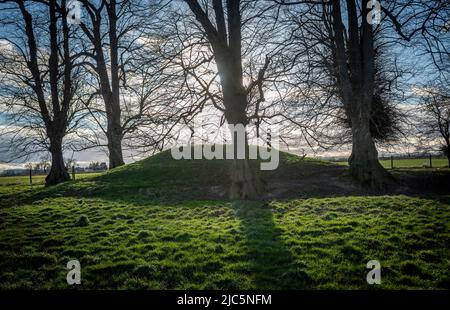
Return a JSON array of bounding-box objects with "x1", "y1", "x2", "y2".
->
[
  {"x1": 76, "y1": 0, "x2": 127, "y2": 168},
  {"x1": 0, "y1": 0, "x2": 85, "y2": 185},
  {"x1": 273, "y1": 0, "x2": 392, "y2": 187},
  {"x1": 173, "y1": 0, "x2": 294, "y2": 199},
  {"x1": 418, "y1": 81, "x2": 450, "y2": 167},
  {"x1": 273, "y1": 0, "x2": 449, "y2": 188},
  {"x1": 75, "y1": 0, "x2": 173, "y2": 168}
]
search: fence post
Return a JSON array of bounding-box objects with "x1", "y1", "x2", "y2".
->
[
  {"x1": 391, "y1": 156, "x2": 394, "y2": 169},
  {"x1": 429, "y1": 154, "x2": 432, "y2": 168},
  {"x1": 72, "y1": 166, "x2": 75, "y2": 180},
  {"x1": 29, "y1": 168, "x2": 32, "y2": 185}
]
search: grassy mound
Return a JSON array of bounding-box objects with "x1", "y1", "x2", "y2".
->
[
  {"x1": 0, "y1": 149, "x2": 449, "y2": 289},
  {"x1": 0, "y1": 149, "x2": 346, "y2": 206}
]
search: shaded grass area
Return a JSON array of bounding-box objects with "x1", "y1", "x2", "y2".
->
[
  {"x1": 0, "y1": 150, "x2": 449, "y2": 289},
  {"x1": 0, "y1": 196, "x2": 449, "y2": 289}
]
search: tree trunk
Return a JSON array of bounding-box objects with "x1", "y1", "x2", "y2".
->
[
  {"x1": 348, "y1": 112, "x2": 390, "y2": 189},
  {"x1": 228, "y1": 128, "x2": 263, "y2": 200},
  {"x1": 105, "y1": 0, "x2": 124, "y2": 169},
  {"x1": 446, "y1": 142, "x2": 450, "y2": 168},
  {"x1": 230, "y1": 158, "x2": 262, "y2": 200},
  {"x1": 106, "y1": 113, "x2": 124, "y2": 169},
  {"x1": 224, "y1": 92, "x2": 263, "y2": 200},
  {"x1": 45, "y1": 136, "x2": 70, "y2": 186}
]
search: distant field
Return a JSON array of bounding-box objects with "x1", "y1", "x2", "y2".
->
[
  {"x1": 335, "y1": 157, "x2": 449, "y2": 169},
  {"x1": 0, "y1": 173, "x2": 102, "y2": 186}
]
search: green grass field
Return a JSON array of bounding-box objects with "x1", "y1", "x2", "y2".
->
[
  {"x1": 0, "y1": 151, "x2": 449, "y2": 289},
  {"x1": 0, "y1": 172, "x2": 102, "y2": 186},
  {"x1": 335, "y1": 157, "x2": 449, "y2": 169}
]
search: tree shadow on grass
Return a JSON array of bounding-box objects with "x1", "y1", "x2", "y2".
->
[{"x1": 233, "y1": 201, "x2": 314, "y2": 289}]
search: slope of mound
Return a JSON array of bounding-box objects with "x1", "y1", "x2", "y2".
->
[
  {"x1": 67, "y1": 147, "x2": 450, "y2": 200},
  {"x1": 2, "y1": 147, "x2": 348, "y2": 206},
  {"x1": 85, "y1": 147, "x2": 348, "y2": 201},
  {"x1": 1, "y1": 146, "x2": 449, "y2": 208}
]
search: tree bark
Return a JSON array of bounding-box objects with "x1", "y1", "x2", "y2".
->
[
  {"x1": 348, "y1": 109, "x2": 390, "y2": 189},
  {"x1": 226, "y1": 108, "x2": 263, "y2": 200},
  {"x1": 45, "y1": 136, "x2": 70, "y2": 186},
  {"x1": 96, "y1": 57, "x2": 124, "y2": 169},
  {"x1": 230, "y1": 157, "x2": 262, "y2": 200},
  {"x1": 446, "y1": 139, "x2": 450, "y2": 168},
  {"x1": 106, "y1": 110, "x2": 125, "y2": 169},
  {"x1": 93, "y1": 39, "x2": 124, "y2": 169},
  {"x1": 220, "y1": 65, "x2": 263, "y2": 200},
  {"x1": 225, "y1": 97, "x2": 263, "y2": 199},
  {"x1": 105, "y1": 0, "x2": 124, "y2": 169}
]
